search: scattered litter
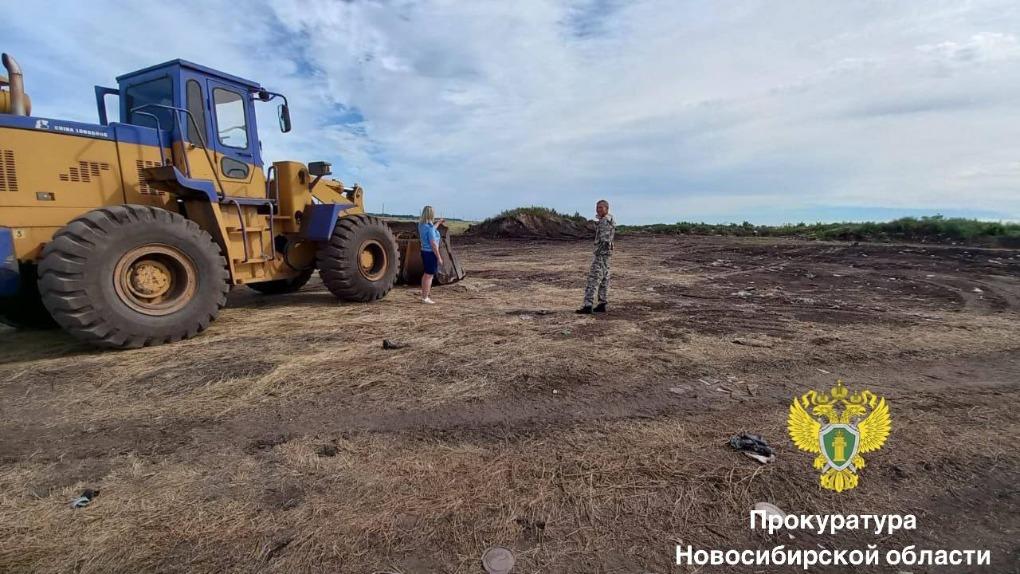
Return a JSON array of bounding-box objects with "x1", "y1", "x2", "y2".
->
[
  {"x1": 816, "y1": 368, "x2": 830, "y2": 374},
  {"x1": 732, "y1": 337, "x2": 773, "y2": 348},
  {"x1": 925, "y1": 274, "x2": 936, "y2": 278},
  {"x1": 729, "y1": 433, "x2": 775, "y2": 464},
  {"x1": 698, "y1": 375, "x2": 761, "y2": 400},
  {"x1": 743, "y1": 451, "x2": 773, "y2": 464},
  {"x1": 972, "y1": 287, "x2": 983, "y2": 293},
  {"x1": 506, "y1": 309, "x2": 553, "y2": 316},
  {"x1": 831, "y1": 273, "x2": 844, "y2": 277},
  {"x1": 70, "y1": 488, "x2": 99, "y2": 509},
  {"x1": 646, "y1": 287, "x2": 656, "y2": 292},
  {"x1": 382, "y1": 339, "x2": 406, "y2": 350},
  {"x1": 552, "y1": 389, "x2": 559, "y2": 394},
  {"x1": 753, "y1": 502, "x2": 796, "y2": 539},
  {"x1": 805, "y1": 273, "x2": 816, "y2": 279},
  {"x1": 753, "y1": 502, "x2": 786, "y2": 520},
  {"x1": 481, "y1": 546, "x2": 515, "y2": 574},
  {"x1": 733, "y1": 290, "x2": 754, "y2": 298}
]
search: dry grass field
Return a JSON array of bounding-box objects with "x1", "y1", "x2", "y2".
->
[{"x1": 1, "y1": 235, "x2": 1018, "y2": 573}]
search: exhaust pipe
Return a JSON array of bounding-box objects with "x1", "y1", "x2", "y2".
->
[{"x1": 2, "y1": 53, "x2": 28, "y2": 116}]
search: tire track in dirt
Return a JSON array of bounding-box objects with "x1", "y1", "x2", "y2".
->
[
  {"x1": 212, "y1": 349, "x2": 1020, "y2": 457},
  {"x1": 8, "y1": 349, "x2": 1016, "y2": 466},
  {"x1": 906, "y1": 272, "x2": 1020, "y2": 313}
]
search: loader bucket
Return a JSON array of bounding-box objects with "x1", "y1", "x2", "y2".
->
[{"x1": 384, "y1": 220, "x2": 467, "y2": 285}]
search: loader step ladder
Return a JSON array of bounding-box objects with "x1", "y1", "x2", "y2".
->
[{"x1": 222, "y1": 198, "x2": 276, "y2": 264}]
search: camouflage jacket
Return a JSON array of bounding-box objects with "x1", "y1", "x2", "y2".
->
[{"x1": 593, "y1": 213, "x2": 615, "y2": 255}]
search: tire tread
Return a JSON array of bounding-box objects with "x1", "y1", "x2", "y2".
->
[
  {"x1": 316, "y1": 215, "x2": 399, "y2": 302},
  {"x1": 38, "y1": 204, "x2": 229, "y2": 348}
]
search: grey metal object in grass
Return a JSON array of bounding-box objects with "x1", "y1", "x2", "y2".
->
[
  {"x1": 70, "y1": 488, "x2": 99, "y2": 509},
  {"x1": 481, "y1": 546, "x2": 515, "y2": 574}
]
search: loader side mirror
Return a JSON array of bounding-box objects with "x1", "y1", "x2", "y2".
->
[
  {"x1": 308, "y1": 161, "x2": 332, "y2": 177},
  {"x1": 278, "y1": 103, "x2": 292, "y2": 133}
]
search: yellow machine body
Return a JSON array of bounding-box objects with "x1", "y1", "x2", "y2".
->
[
  {"x1": 0, "y1": 53, "x2": 461, "y2": 347},
  {"x1": 0, "y1": 125, "x2": 369, "y2": 285},
  {"x1": 0, "y1": 55, "x2": 373, "y2": 287}
]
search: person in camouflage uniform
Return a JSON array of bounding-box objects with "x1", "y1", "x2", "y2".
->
[{"x1": 577, "y1": 199, "x2": 615, "y2": 314}]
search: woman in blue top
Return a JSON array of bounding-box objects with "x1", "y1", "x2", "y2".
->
[{"x1": 418, "y1": 205, "x2": 444, "y2": 304}]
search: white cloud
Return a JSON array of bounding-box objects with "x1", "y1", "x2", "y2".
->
[
  {"x1": 919, "y1": 32, "x2": 1020, "y2": 65},
  {"x1": 3, "y1": 0, "x2": 1019, "y2": 223}
]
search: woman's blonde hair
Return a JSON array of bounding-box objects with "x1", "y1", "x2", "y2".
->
[{"x1": 419, "y1": 205, "x2": 435, "y2": 223}]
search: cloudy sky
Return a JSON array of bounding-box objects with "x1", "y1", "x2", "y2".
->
[{"x1": 4, "y1": 1, "x2": 1019, "y2": 223}]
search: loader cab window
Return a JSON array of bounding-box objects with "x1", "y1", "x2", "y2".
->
[
  {"x1": 221, "y1": 156, "x2": 250, "y2": 179},
  {"x1": 125, "y1": 77, "x2": 174, "y2": 131},
  {"x1": 185, "y1": 80, "x2": 208, "y2": 147},
  {"x1": 213, "y1": 88, "x2": 248, "y2": 149}
]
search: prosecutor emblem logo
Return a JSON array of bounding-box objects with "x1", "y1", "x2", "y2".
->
[{"x1": 787, "y1": 380, "x2": 891, "y2": 492}]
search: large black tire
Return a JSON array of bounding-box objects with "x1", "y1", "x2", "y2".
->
[
  {"x1": 247, "y1": 269, "x2": 314, "y2": 295},
  {"x1": 0, "y1": 264, "x2": 57, "y2": 329},
  {"x1": 316, "y1": 214, "x2": 399, "y2": 302},
  {"x1": 38, "y1": 205, "x2": 230, "y2": 349}
]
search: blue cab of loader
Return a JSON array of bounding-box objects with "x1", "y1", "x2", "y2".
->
[{"x1": 0, "y1": 53, "x2": 463, "y2": 348}]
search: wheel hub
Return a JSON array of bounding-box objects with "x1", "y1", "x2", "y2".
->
[
  {"x1": 358, "y1": 239, "x2": 387, "y2": 281},
  {"x1": 113, "y1": 245, "x2": 197, "y2": 316},
  {"x1": 359, "y1": 249, "x2": 375, "y2": 272},
  {"x1": 127, "y1": 260, "x2": 172, "y2": 298}
]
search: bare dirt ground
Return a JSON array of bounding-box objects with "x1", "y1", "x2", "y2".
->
[{"x1": 1, "y1": 235, "x2": 1018, "y2": 573}]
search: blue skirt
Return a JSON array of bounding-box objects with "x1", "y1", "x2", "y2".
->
[{"x1": 421, "y1": 250, "x2": 439, "y2": 275}]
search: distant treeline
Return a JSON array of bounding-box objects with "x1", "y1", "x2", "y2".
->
[{"x1": 619, "y1": 216, "x2": 1020, "y2": 247}]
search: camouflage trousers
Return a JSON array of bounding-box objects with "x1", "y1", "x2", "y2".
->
[{"x1": 583, "y1": 253, "x2": 611, "y2": 307}]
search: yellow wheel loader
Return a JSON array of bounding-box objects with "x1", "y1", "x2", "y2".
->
[{"x1": 0, "y1": 53, "x2": 463, "y2": 348}]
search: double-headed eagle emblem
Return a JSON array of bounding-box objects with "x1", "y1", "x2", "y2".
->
[{"x1": 788, "y1": 380, "x2": 891, "y2": 492}]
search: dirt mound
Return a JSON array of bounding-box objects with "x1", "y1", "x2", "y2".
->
[{"x1": 467, "y1": 211, "x2": 595, "y2": 239}]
